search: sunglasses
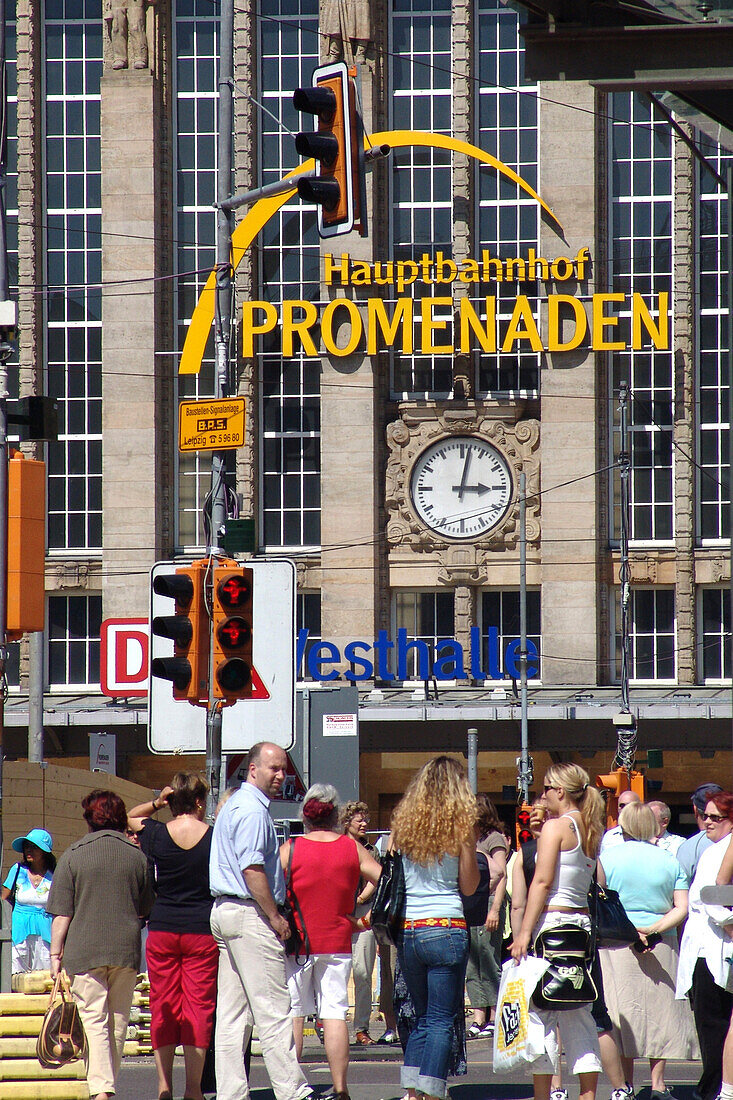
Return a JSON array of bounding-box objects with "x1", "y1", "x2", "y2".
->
[
  {"x1": 703, "y1": 812, "x2": 725, "y2": 822},
  {"x1": 543, "y1": 784, "x2": 558, "y2": 793}
]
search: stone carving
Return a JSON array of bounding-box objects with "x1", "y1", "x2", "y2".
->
[
  {"x1": 104, "y1": 0, "x2": 150, "y2": 71},
  {"x1": 322, "y1": 0, "x2": 371, "y2": 62},
  {"x1": 385, "y1": 405, "x2": 540, "y2": 552}
]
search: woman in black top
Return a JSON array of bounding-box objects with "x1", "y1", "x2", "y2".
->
[{"x1": 128, "y1": 772, "x2": 216, "y2": 1100}]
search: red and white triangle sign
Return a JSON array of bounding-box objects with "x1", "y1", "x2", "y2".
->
[{"x1": 249, "y1": 666, "x2": 270, "y2": 699}]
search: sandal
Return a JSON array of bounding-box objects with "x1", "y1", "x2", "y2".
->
[{"x1": 355, "y1": 1030, "x2": 376, "y2": 1045}]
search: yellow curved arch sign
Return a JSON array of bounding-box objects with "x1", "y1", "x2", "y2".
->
[{"x1": 178, "y1": 131, "x2": 563, "y2": 374}]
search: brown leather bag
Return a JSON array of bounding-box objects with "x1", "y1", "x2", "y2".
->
[{"x1": 36, "y1": 970, "x2": 87, "y2": 1068}]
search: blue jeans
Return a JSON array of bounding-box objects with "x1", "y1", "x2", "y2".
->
[{"x1": 397, "y1": 924, "x2": 469, "y2": 1098}]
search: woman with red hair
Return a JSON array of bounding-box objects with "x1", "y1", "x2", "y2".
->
[
  {"x1": 280, "y1": 784, "x2": 382, "y2": 1100},
  {"x1": 47, "y1": 789, "x2": 154, "y2": 1100}
]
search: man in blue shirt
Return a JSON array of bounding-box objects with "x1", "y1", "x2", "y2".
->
[
  {"x1": 210, "y1": 741, "x2": 311, "y2": 1100},
  {"x1": 677, "y1": 783, "x2": 723, "y2": 886}
]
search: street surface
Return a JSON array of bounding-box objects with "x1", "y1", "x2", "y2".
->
[{"x1": 112, "y1": 1030, "x2": 703, "y2": 1100}]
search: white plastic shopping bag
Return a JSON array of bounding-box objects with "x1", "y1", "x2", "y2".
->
[{"x1": 492, "y1": 956, "x2": 549, "y2": 1071}]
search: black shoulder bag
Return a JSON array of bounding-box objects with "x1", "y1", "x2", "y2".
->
[
  {"x1": 279, "y1": 837, "x2": 311, "y2": 963},
  {"x1": 589, "y1": 869, "x2": 641, "y2": 949},
  {"x1": 371, "y1": 848, "x2": 406, "y2": 947},
  {"x1": 6, "y1": 863, "x2": 21, "y2": 908},
  {"x1": 461, "y1": 850, "x2": 490, "y2": 927}
]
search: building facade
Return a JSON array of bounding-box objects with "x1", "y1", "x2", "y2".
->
[{"x1": 4, "y1": 0, "x2": 732, "y2": 820}]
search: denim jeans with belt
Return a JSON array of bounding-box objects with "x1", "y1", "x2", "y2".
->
[{"x1": 397, "y1": 924, "x2": 469, "y2": 1098}]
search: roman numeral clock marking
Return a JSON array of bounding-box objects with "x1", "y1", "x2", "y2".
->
[{"x1": 409, "y1": 435, "x2": 514, "y2": 540}]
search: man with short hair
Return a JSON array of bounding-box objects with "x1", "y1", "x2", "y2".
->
[
  {"x1": 209, "y1": 741, "x2": 312, "y2": 1100},
  {"x1": 599, "y1": 789, "x2": 641, "y2": 854},
  {"x1": 649, "y1": 799, "x2": 685, "y2": 856},
  {"x1": 677, "y1": 783, "x2": 724, "y2": 885}
]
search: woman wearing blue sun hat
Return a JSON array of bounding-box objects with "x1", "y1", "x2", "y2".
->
[{"x1": 1, "y1": 827, "x2": 56, "y2": 972}]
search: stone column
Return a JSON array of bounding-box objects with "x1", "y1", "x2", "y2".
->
[
  {"x1": 317, "y1": 0, "x2": 383, "y2": 673},
  {"x1": 101, "y1": 68, "x2": 166, "y2": 617},
  {"x1": 539, "y1": 82, "x2": 600, "y2": 684},
  {"x1": 673, "y1": 131, "x2": 695, "y2": 683}
]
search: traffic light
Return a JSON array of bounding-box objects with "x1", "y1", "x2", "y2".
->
[
  {"x1": 596, "y1": 768, "x2": 646, "y2": 828},
  {"x1": 150, "y1": 562, "x2": 208, "y2": 705},
  {"x1": 293, "y1": 61, "x2": 365, "y2": 238},
  {"x1": 7, "y1": 450, "x2": 45, "y2": 641},
  {"x1": 516, "y1": 804, "x2": 533, "y2": 847},
  {"x1": 212, "y1": 561, "x2": 254, "y2": 703}
]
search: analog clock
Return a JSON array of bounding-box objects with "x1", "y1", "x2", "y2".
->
[{"x1": 410, "y1": 436, "x2": 513, "y2": 540}]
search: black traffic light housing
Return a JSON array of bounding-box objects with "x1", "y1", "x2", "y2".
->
[
  {"x1": 293, "y1": 61, "x2": 366, "y2": 238},
  {"x1": 150, "y1": 562, "x2": 208, "y2": 705}
]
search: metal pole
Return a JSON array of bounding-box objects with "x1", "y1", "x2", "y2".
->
[
  {"x1": 618, "y1": 379, "x2": 631, "y2": 716},
  {"x1": 28, "y1": 631, "x2": 43, "y2": 763},
  {"x1": 467, "y1": 727, "x2": 478, "y2": 795},
  {"x1": 721, "y1": 162, "x2": 726, "y2": 783},
  {"x1": 205, "y1": 0, "x2": 234, "y2": 821},
  {"x1": 0, "y1": 0, "x2": 12, "y2": 863},
  {"x1": 519, "y1": 471, "x2": 530, "y2": 804}
]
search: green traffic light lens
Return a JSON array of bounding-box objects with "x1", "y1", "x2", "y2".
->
[{"x1": 216, "y1": 658, "x2": 251, "y2": 693}]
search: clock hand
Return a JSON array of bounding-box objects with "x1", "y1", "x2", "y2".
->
[
  {"x1": 450, "y1": 482, "x2": 499, "y2": 496},
  {"x1": 453, "y1": 449, "x2": 473, "y2": 501}
]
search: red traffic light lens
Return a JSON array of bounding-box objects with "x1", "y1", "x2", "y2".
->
[
  {"x1": 216, "y1": 658, "x2": 252, "y2": 693},
  {"x1": 217, "y1": 573, "x2": 251, "y2": 609},
  {"x1": 217, "y1": 616, "x2": 250, "y2": 650}
]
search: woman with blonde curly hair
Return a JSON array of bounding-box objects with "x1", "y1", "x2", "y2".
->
[
  {"x1": 510, "y1": 763, "x2": 606, "y2": 1100},
  {"x1": 388, "y1": 755, "x2": 479, "y2": 1100}
]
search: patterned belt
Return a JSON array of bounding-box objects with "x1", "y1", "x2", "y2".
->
[{"x1": 401, "y1": 917, "x2": 467, "y2": 929}]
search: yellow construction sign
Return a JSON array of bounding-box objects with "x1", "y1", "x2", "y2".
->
[{"x1": 178, "y1": 398, "x2": 246, "y2": 452}]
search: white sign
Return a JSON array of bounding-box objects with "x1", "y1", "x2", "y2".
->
[
  {"x1": 323, "y1": 712, "x2": 358, "y2": 737},
  {"x1": 147, "y1": 558, "x2": 296, "y2": 754},
  {"x1": 100, "y1": 618, "x2": 149, "y2": 697}
]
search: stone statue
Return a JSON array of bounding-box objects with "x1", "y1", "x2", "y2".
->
[
  {"x1": 104, "y1": 0, "x2": 150, "y2": 70},
  {"x1": 322, "y1": 0, "x2": 371, "y2": 63}
]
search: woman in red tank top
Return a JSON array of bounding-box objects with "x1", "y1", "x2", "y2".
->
[{"x1": 280, "y1": 784, "x2": 382, "y2": 1100}]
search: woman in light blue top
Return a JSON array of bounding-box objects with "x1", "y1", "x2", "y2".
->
[
  {"x1": 599, "y1": 801, "x2": 697, "y2": 1100},
  {"x1": 389, "y1": 756, "x2": 479, "y2": 1100},
  {"x1": 1, "y1": 827, "x2": 56, "y2": 973}
]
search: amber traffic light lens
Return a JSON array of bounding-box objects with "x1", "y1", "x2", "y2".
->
[
  {"x1": 217, "y1": 574, "x2": 251, "y2": 609},
  {"x1": 217, "y1": 616, "x2": 251, "y2": 650}
]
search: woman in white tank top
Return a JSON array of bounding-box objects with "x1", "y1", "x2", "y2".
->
[{"x1": 509, "y1": 763, "x2": 606, "y2": 1100}]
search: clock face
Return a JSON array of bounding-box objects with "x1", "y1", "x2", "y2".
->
[{"x1": 410, "y1": 436, "x2": 513, "y2": 540}]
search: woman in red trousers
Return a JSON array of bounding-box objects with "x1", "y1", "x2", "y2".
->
[{"x1": 129, "y1": 772, "x2": 218, "y2": 1100}]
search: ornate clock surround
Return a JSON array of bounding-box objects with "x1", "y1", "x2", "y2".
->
[{"x1": 386, "y1": 404, "x2": 540, "y2": 553}]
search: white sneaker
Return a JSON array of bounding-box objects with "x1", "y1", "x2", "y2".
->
[
  {"x1": 611, "y1": 1086, "x2": 636, "y2": 1100},
  {"x1": 551, "y1": 1090, "x2": 569, "y2": 1100}
]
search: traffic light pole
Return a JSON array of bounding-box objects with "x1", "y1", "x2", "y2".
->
[{"x1": 205, "y1": 0, "x2": 234, "y2": 819}]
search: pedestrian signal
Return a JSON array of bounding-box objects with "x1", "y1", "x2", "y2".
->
[
  {"x1": 516, "y1": 804, "x2": 533, "y2": 847},
  {"x1": 212, "y1": 562, "x2": 254, "y2": 703}
]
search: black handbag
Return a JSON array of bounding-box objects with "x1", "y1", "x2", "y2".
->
[
  {"x1": 461, "y1": 851, "x2": 490, "y2": 927},
  {"x1": 371, "y1": 849, "x2": 406, "y2": 947},
  {"x1": 531, "y1": 923, "x2": 598, "y2": 1010},
  {"x1": 590, "y1": 880, "x2": 641, "y2": 948},
  {"x1": 280, "y1": 837, "x2": 310, "y2": 963}
]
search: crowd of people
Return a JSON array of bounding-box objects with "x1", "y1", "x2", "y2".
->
[{"x1": 4, "y1": 748, "x2": 733, "y2": 1100}]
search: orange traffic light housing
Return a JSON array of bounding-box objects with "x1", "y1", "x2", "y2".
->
[
  {"x1": 293, "y1": 61, "x2": 365, "y2": 238},
  {"x1": 150, "y1": 562, "x2": 208, "y2": 705},
  {"x1": 212, "y1": 561, "x2": 253, "y2": 704},
  {"x1": 596, "y1": 767, "x2": 646, "y2": 829},
  {"x1": 7, "y1": 450, "x2": 46, "y2": 641}
]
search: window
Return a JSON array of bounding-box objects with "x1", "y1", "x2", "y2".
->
[
  {"x1": 296, "y1": 590, "x2": 321, "y2": 680},
  {"x1": 48, "y1": 594, "x2": 102, "y2": 689},
  {"x1": 5, "y1": 641, "x2": 20, "y2": 691},
  {"x1": 609, "y1": 93, "x2": 673, "y2": 545},
  {"x1": 390, "y1": 0, "x2": 453, "y2": 397},
  {"x1": 615, "y1": 588, "x2": 676, "y2": 683},
  {"x1": 697, "y1": 137, "x2": 732, "y2": 543},
  {"x1": 45, "y1": 0, "x2": 103, "y2": 553},
  {"x1": 175, "y1": 0, "x2": 219, "y2": 548},
  {"x1": 476, "y1": 0, "x2": 539, "y2": 395},
  {"x1": 700, "y1": 588, "x2": 731, "y2": 683},
  {"x1": 481, "y1": 588, "x2": 541, "y2": 681},
  {"x1": 259, "y1": 0, "x2": 321, "y2": 549},
  {"x1": 392, "y1": 590, "x2": 454, "y2": 679}
]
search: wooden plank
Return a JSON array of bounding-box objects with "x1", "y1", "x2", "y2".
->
[
  {"x1": 0, "y1": 1037, "x2": 37, "y2": 1057},
  {"x1": 0, "y1": 995, "x2": 48, "y2": 1015},
  {"x1": 0, "y1": 1059, "x2": 86, "y2": 1080},
  {"x1": 0, "y1": 1082, "x2": 89, "y2": 1099},
  {"x1": 0, "y1": 1017, "x2": 43, "y2": 1037}
]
